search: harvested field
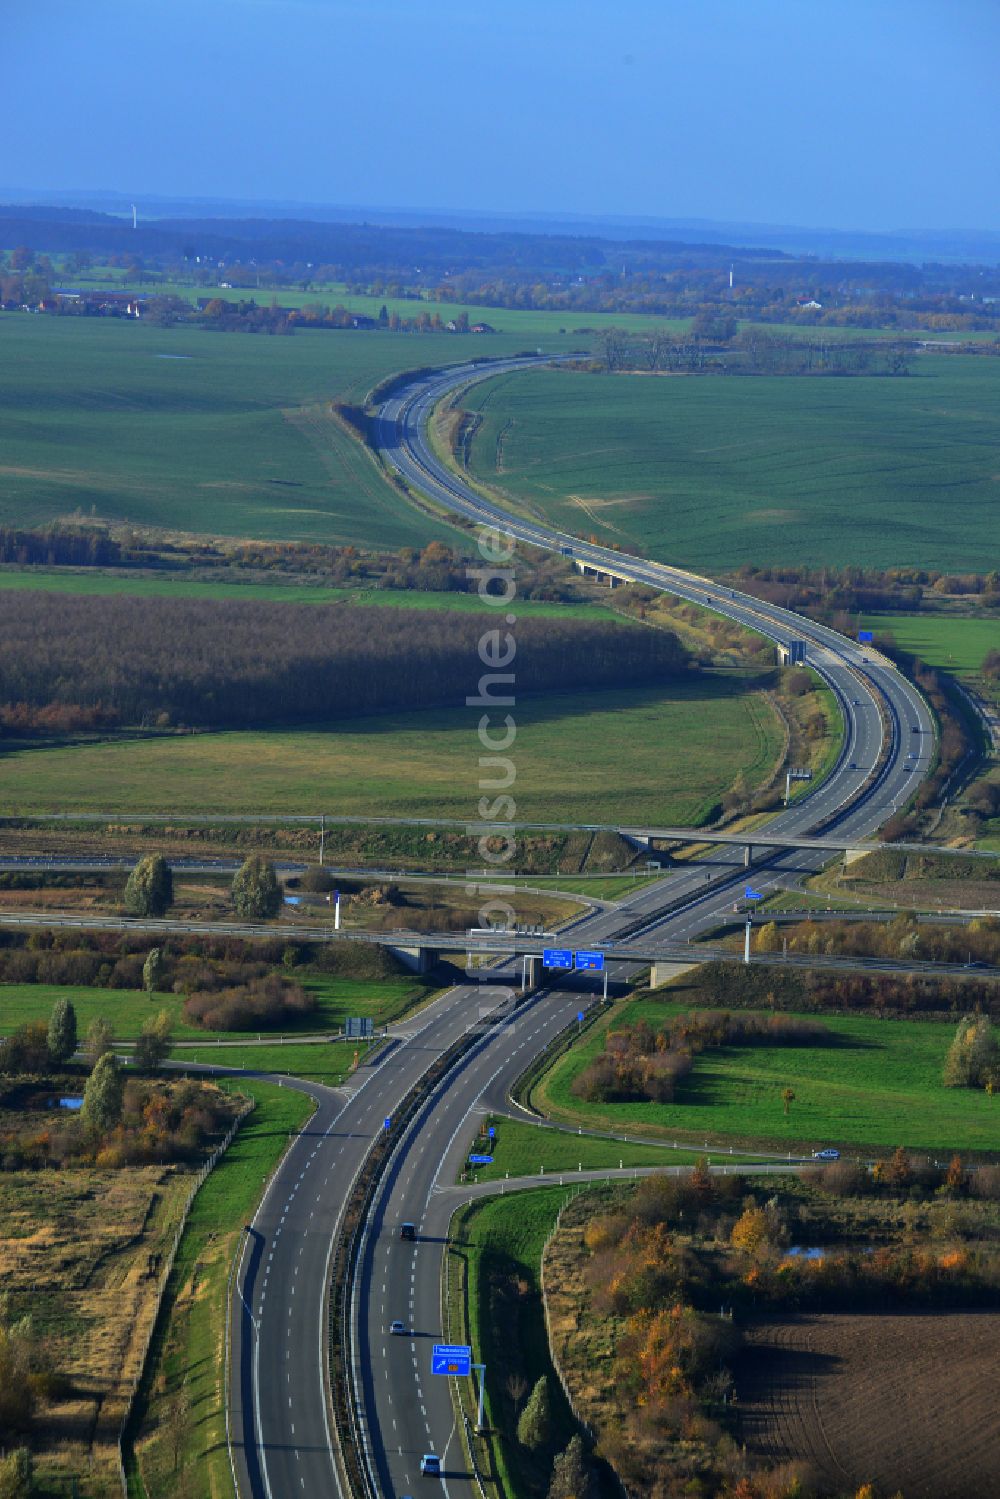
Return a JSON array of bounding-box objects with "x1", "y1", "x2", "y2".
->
[
  {"x1": 0, "y1": 1167, "x2": 194, "y2": 1495},
  {"x1": 735, "y1": 1311, "x2": 1000, "y2": 1499}
]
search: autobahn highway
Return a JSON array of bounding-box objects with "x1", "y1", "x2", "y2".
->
[{"x1": 219, "y1": 355, "x2": 950, "y2": 1499}]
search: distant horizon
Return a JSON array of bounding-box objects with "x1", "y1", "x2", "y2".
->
[{"x1": 2, "y1": 185, "x2": 999, "y2": 242}]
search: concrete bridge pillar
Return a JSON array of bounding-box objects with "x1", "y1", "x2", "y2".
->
[
  {"x1": 744, "y1": 844, "x2": 754, "y2": 868},
  {"x1": 388, "y1": 944, "x2": 435, "y2": 974},
  {"x1": 521, "y1": 955, "x2": 541, "y2": 990}
]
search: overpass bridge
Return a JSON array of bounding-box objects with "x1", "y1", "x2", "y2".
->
[{"x1": 7, "y1": 810, "x2": 995, "y2": 870}]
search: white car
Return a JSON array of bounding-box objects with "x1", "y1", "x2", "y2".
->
[{"x1": 812, "y1": 1148, "x2": 841, "y2": 1161}]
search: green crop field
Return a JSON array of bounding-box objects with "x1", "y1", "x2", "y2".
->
[
  {"x1": 0, "y1": 567, "x2": 619, "y2": 620},
  {"x1": 0, "y1": 314, "x2": 580, "y2": 549},
  {"x1": 0, "y1": 677, "x2": 783, "y2": 824},
  {"x1": 531, "y1": 989, "x2": 1000, "y2": 1155},
  {"x1": 0, "y1": 975, "x2": 432, "y2": 1040},
  {"x1": 862, "y1": 613, "x2": 1000, "y2": 679},
  {"x1": 461, "y1": 359, "x2": 1000, "y2": 572}
]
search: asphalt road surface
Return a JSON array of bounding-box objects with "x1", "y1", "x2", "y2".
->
[{"x1": 214, "y1": 354, "x2": 940, "y2": 1498}]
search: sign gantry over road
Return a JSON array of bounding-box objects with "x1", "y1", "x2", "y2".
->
[
  {"x1": 542, "y1": 947, "x2": 573, "y2": 970},
  {"x1": 432, "y1": 1343, "x2": 472, "y2": 1377}
]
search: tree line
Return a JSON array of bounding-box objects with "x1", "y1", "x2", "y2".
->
[
  {"x1": 592, "y1": 327, "x2": 913, "y2": 376},
  {"x1": 0, "y1": 593, "x2": 689, "y2": 733},
  {"x1": 694, "y1": 959, "x2": 999, "y2": 1020}
]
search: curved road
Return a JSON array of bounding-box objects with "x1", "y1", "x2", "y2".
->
[{"x1": 230, "y1": 356, "x2": 938, "y2": 1499}]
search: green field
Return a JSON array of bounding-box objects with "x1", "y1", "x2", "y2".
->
[
  {"x1": 862, "y1": 613, "x2": 1000, "y2": 680},
  {"x1": 67, "y1": 270, "x2": 692, "y2": 337},
  {"x1": 461, "y1": 360, "x2": 1000, "y2": 571},
  {"x1": 128, "y1": 1078, "x2": 313, "y2": 1496},
  {"x1": 0, "y1": 677, "x2": 783, "y2": 823},
  {"x1": 531, "y1": 990, "x2": 1000, "y2": 1154},
  {"x1": 0, "y1": 975, "x2": 431, "y2": 1040},
  {"x1": 0, "y1": 568, "x2": 619, "y2": 620},
  {"x1": 459, "y1": 1115, "x2": 765, "y2": 1183},
  {"x1": 0, "y1": 315, "x2": 561, "y2": 548}
]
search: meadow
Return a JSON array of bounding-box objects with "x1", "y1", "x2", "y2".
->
[
  {"x1": 461, "y1": 358, "x2": 1000, "y2": 572},
  {"x1": 0, "y1": 314, "x2": 575, "y2": 549},
  {"x1": 861, "y1": 612, "x2": 1000, "y2": 679},
  {"x1": 0, "y1": 676, "x2": 783, "y2": 824},
  {"x1": 0, "y1": 975, "x2": 433, "y2": 1040},
  {"x1": 530, "y1": 988, "x2": 1000, "y2": 1154}
]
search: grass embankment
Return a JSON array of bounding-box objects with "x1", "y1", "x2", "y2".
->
[
  {"x1": 461, "y1": 360, "x2": 1000, "y2": 572},
  {"x1": 447, "y1": 1188, "x2": 575, "y2": 1499},
  {"x1": 129, "y1": 1079, "x2": 313, "y2": 1499},
  {"x1": 169, "y1": 1040, "x2": 359, "y2": 1087},
  {"x1": 0, "y1": 976, "x2": 434, "y2": 1040},
  {"x1": 0, "y1": 678, "x2": 783, "y2": 825},
  {"x1": 458, "y1": 1115, "x2": 767, "y2": 1184},
  {"x1": 529, "y1": 985, "x2": 1000, "y2": 1155}
]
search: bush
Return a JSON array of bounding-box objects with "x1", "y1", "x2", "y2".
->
[{"x1": 182, "y1": 974, "x2": 315, "y2": 1031}]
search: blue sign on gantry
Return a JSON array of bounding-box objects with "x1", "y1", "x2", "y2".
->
[
  {"x1": 432, "y1": 1343, "x2": 472, "y2": 1376},
  {"x1": 542, "y1": 948, "x2": 573, "y2": 970},
  {"x1": 575, "y1": 950, "x2": 605, "y2": 971}
]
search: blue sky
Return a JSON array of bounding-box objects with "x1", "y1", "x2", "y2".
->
[{"x1": 4, "y1": 0, "x2": 999, "y2": 230}]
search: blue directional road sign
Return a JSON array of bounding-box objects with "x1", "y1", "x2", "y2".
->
[
  {"x1": 542, "y1": 947, "x2": 573, "y2": 970},
  {"x1": 745, "y1": 886, "x2": 763, "y2": 901},
  {"x1": 487, "y1": 1126, "x2": 496, "y2": 1139},
  {"x1": 468, "y1": 1154, "x2": 493, "y2": 1165},
  {"x1": 858, "y1": 630, "x2": 874, "y2": 643},
  {"x1": 575, "y1": 950, "x2": 605, "y2": 972},
  {"x1": 432, "y1": 1343, "x2": 472, "y2": 1376},
  {"x1": 383, "y1": 1117, "x2": 392, "y2": 1131}
]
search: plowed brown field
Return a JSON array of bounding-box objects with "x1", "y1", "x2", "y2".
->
[{"x1": 735, "y1": 1311, "x2": 1000, "y2": 1499}]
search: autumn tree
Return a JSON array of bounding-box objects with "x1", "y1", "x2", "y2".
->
[
  {"x1": 232, "y1": 855, "x2": 283, "y2": 920},
  {"x1": 0, "y1": 1446, "x2": 32, "y2": 1499},
  {"x1": 143, "y1": 947, "x2": 165, "y2": 994},
  {"x1": 47, "y1": 997, "x2": 77, "y2": 1065},
  {"x1": 82, "y1": 1052, "x2": 124, "y2": 1134},
  {"x1": 731, "y1": 1206, "x2": 770, "y2": 1255},
  {"x1": 782, "y1": 1087, "x2": 795, "y2": 1117},
  {"x1": 944, "y1": 1154, "x2": 967, "y2": 1196},
  {"x1": 943, "y1": 1014, "x2": 997, "y2": 1089},
  {"x1": 84, "y1": 1016, "x2": 114, "y2": 1066},
  {"x1": 517, "y1": 1375, "x2": 553, "y2": 1451},
  {"x1": 134, "y1": 1011, "x2": 172, "y2": 1074},
  {"x1": 125, "y1": 854, "x2": 173, "y2": 918}
]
